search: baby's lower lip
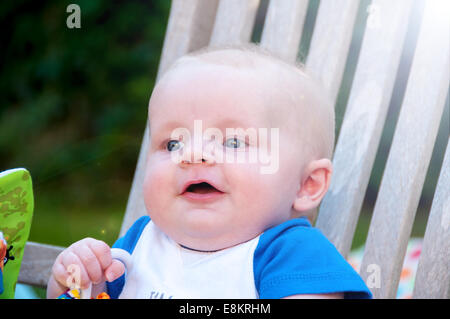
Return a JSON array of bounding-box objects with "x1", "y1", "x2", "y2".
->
[{"x1": 181, "y1": 191, "x2": 225, "y2": 202}]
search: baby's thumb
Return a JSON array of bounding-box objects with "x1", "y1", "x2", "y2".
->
[{"x1": 105, "y1": 259, "x2": 125, "y2": 282}]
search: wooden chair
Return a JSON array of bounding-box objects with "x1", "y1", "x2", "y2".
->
[{"x1": 19, "y1": 0, "x2": 449, "y2": 299}]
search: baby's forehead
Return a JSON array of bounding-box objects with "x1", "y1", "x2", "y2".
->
[
  {"x1": 150, "y1": 63, "x2": 281, "y2": 126},
  {"x1": 156, "y1": 49, "x2": 319, "y2": 110},
  {"x1": 153, "y1": 49, "x2": 323, "y2": 126}
]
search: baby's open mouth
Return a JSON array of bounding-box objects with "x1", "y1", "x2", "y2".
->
[
  {"x1": 180, "y1": 180, "x2": 225, "y2": 201},
  {"x1": 185, "y1": 182, "x2": 222, "y2": 194}
]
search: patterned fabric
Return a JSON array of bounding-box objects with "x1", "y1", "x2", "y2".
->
[
  {"x1": 0, "y1": 168, "x2": 34, "y2": 299},
  {"x1": 348, "y1": 238, "x2": 422, "y2": 299}
]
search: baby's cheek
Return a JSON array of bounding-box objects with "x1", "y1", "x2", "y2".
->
[
  {"x1": 143, "y1": 159, "x2": 172, "y2": 211},
  {"x1": 228, "y1": 164, "x2": 271, "y2": 207}
]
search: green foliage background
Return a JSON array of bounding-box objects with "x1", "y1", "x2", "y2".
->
[{"x1": 1, "y1": 0, "x2": 170, "y2": 247}]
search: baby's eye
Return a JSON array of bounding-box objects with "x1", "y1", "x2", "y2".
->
[
  {"x1": 224, "y1": 137, "x2": 246, "y2": 149},
  {"x1": 167, "y1": 140, "x2": 183, "y2": 152}
]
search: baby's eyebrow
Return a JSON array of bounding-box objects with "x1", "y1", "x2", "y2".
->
[
  {"x1": 151, "y1": 117, "x2": 259, "y2": 139},
  {"x1": 217, "y1": 118, "x2": 250, "y2": 129},
  {"x1": 153, "y1": 120, "x2": 185, "y2": 133}
]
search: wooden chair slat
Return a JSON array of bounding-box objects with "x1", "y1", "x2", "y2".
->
[
  {"x1": 316, "y1": 0, "x2": 413, "y2": 258},
  {"x1": 306, "y1": 0, "x2": 359, "y2": 101},
  {"x1": 210, "y1": 0, "x2": 260, "y2": 46},
  {"x1": 18, "y1": 242, "x2": 64, "y2": 288},
  {"x1": 157, "y1": 0, "x2": 219, "y2": 78},
  {"x1": 120, "y1": 0, "x2": 219, "y2": 236},
  {"x1": 260, "y1": 0, "x2": 308, "y2": 62},
  {"x1": 360, "y1": 0, "x2": 450, "y2": 298},
  {"x1": 413, "y1": 139, "x2": 450, "y2": 299}
]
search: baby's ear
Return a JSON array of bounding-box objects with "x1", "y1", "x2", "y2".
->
[{"x1": 293, "y1": 159, "x2": 332, "y2": 212}]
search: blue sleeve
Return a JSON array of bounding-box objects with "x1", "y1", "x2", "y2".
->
[
  {"x1": 106, "y1": 216, "x2": 151, "y2": 299},
  {"x1": 253, "y1": 218, "x2": 372, "y2": 299}
]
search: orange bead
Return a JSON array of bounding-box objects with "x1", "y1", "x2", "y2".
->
[{"x1": 96, "y1": 292, "x2": 111, "y2": 299}]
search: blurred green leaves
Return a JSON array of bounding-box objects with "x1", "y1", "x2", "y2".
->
[{"x1": 1, "y1": 0, "x2": 170, "y2": 244}]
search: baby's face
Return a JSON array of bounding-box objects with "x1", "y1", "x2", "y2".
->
[{"x1": 143, "y1": 62, "x2": 306, "y2": 250}]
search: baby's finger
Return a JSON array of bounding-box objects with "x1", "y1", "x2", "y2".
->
[
  {"x1": 72, "y1": 243, "x2": 103, "y2": 285},
  {"x1": 61, "y1": 251, "x2": 91, "y2": 289},
  {"x1": 104, "y1": 259, "x2": 125, "y2": 282},
  {"x1": 52, "y1": 260, "x2": 72, "y2": 289},
  {"x1": 87, "y1": 239, "x2": 112, "y2": 271}
]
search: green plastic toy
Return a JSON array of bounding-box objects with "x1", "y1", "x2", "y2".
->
[{"x1": 0, "y1": 168, "x2": 34, "y2": 299}]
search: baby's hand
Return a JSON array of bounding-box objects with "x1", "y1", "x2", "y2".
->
[{"x1": 47, "y1": 238, "x2": 125, "y2": 299}]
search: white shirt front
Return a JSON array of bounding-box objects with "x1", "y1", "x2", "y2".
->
[{"x1": 119, "y1": 221, "x2": 260, "y2": 299}]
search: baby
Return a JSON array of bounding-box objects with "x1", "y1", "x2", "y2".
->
[{"x1": 47, "y1": 45, "x2": 371, "y2": 299}]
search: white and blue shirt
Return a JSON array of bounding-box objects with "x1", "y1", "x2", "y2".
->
[{"x1": 107, "y1": 216, "x2": 371, "y2": 299}]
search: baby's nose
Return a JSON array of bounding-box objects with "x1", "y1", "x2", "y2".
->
[
  {"x1": 179, "y1": 139, "x2": 217, "y2": 165},
  {"x1": 181, "y1": 157, "x2": 211, "y2": 165}
]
